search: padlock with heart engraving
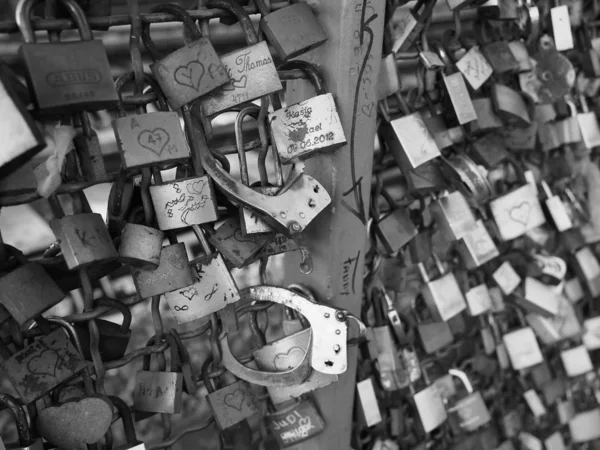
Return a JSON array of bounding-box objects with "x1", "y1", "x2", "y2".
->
[
  {"x1": 446, "y1": 369, "x2": 492, "y2": 434},
  {"x1": 164, "y1": 225, "x2": 240, "y2": 324},
  {"x1": 0, "y1": 394, "x2": 43, "y2": 450},
  {"x1": 112, "y1": 72, "x2": 191, "y2": 170},
  {"x1": 266, "y1": 397, "x2": 326, "y2": 448},
  {"x1": 133, "y1": 334, "x2": 183, "y2": 414},
  {"x1": 269, "y1": 60, "x2": 346, "y2": 163},
  {"x1": 256, "y1": 0, "x2": 327, "y2": 61},
  {"x1": 16, "y1": 0, "x2": 118, "y2": 114},
  {"x1": 110, "y1": 396, "x2": 146, "y2": 450},
  {"x1": 142, "y1": 3, "x2": 229, "y2": 110},
  {"x1": 429, "y1": 190, "x2": 478, "y2": 242},
  {"x1": 49, "y1": 192, "x2": 118, "y2": 270},
  {"x1": 199, "y1": 0, "x2": 282, "y2": 117}
]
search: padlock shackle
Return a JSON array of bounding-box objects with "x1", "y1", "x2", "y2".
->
[
  {"x1": 0, "y1": 393, "x2": 32, "y2": 446},
  {"x1": 170, "y1": 328, "x2": 194, "y2": 369},
  {"x1": 109, "y1": 395, "x2": 139, "y2": 445},
  {"x1": 448, "y1": 368, "x2": 474, "y2": 394},
  {"x1": 142, "y1": 3, "x2": 202, "y2": 62},
  {"x1": 201, "y1": 356, "x2": 219, "y2": 393},
  {"x1": 96, "y1": 297, "x2": 132, "y2": 333},
  {"x1": 16, "y1": 0, "x2": 93, "y2": 43},
  {"x1": 207, "y1": 0, "x2": 259, "y2": 46},
  {"x1": 278, "y1": 60, "x2": 327, "y2": 96},
  {"x1": 114, "y1": 72, "x2": 169, "y2": 116},
  {"x1": 142, "y1": 333, "x2": 181, "y2": 373},
  {"x1": 235, "y1": 105, "x2": 261, "y2": 188}
]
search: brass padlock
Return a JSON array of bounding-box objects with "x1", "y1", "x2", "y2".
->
[
  {"x1": 142, "y1": 3, "x2": 229, "y2": 110},
  {"x1": 429, "y1": 190, "x2": 477, "y2": 242},
  {"x1": 479, "y1": 0, "x2": 518, "y2": 19},
  {"x1": 0, "y1": 394, "x2": 43, "y2": 449},
  {"x1": 112, "y1": 72, "x2": 191, "y2": 169},
  {"x1": 269, "y1": 60, "x2": 346, "y2": 163},
  {"x1": 256, "y1": 0, "x2": 327, "y2": 61},
  {"x1": 16, "y1": 0, "x2": 118, "y2": 114},
  {"x1": 456, "y1": 219, "x2": 499, "y2": 269},
  {"x1": 200, "y1": 0, "x2": 282, "y2": 117}
]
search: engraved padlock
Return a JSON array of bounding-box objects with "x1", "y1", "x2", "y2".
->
[
  {"x1": 110, "y1": 396, "x2": 146, "y2": 450},
  {"x1": 164, "y1": 225, "x2": 240, "y2": 324},
  {"x1": 551, "y1": 2, "x2": 574, "y2": 51},
  {"x1": 16, "y1": 0, "x2": 118, "y2": 114},
  {"x1": 269, "y1": 60, "x2": 346, "y2": 164},
  {"x1": 256, "y1": 0, "x2": 327, "y2": 61},
  {"x1": 454, "y1": 44, "x2": 493, "y2": 91},
  {"x1": 199, "y1": 0, "x2": 282, "y2": 117},
  {"x1": 265, "y1": 397, "x2": 326, "y2": 448},
  {"x1": 0, "y1": 394, "x2": 43, "y2": 450},
  {"x1": 142, "y1": 3, "x2": 229, "y2": 110},
  {"x1": 556, "y1": 100, "x2": 582, "y2": 145},
  {"x1": 112, "y1": 72, "x2": 191, "y2": 169}
]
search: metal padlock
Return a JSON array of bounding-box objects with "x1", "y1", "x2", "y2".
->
[
  {"x1": 356, "y1": 378, "x2": 382, "y2": 427},
  {"x1": 540, "y1": 181, "x2": 572, "y2": 232},
  {"x1": 418, "y1": 254, "x2": 467, "y2": 322},
  {"x1": 164, "y1": 225, "x2": 240, "y2": 324},
  {"x1": 132, "y1": 242, "x2": 194, "y2": 299},
  {"x1": 200, "y1": 0, "x2": 282, "y2": 117},
  {"x1": 16, "y1": 0, "x2": 118, "y2": 114},
  {"x1": 573, "y1": 246, "x2": 600, "y2": 297},
  {"x1": 118, "y1": 223, "x2": 164, "y2": 270},
  {"x1": 455, "y1": 46, "x2": 493, "y2": 91},
  {"x1": 578, "y1": 23, "x2": 600, "y2": 77},
  {"x1": 502, "y1": 309, "x2": 544, "y2": 370},
  {"x1": 569, "y1": 408, "x2": 600, "y2": 442},
  {"x1": 74, "y1": 297, "x2": 132, "y2": 362},
  {"x1": 49, "y1": 193, "x2": 118, "y2": 270},
  {"x1": 266, "y1": 397, "x2": 326, "y2": 448},
  {"x1": 378, "y1": 53, "x2": 400, "y2": 101},
  {"x1": 269, "y1": 60, "x2": 346, "y2": 163},
  {"x1": 257, "y1": 0, "x2": 327, "y2": 61},
  {"x1": 411, "y1": 369, "x2": 449, "y2": 433},
  {"x1": 0, "y1": 248, "x2": 64, "y2": 326},
  {"x1": 406, "y1": 161, "x2": 448, "y2": 196},
  {"x1": 515, "y1": 277, "x2": 560, "y2": 317},
  {"x1": 447, "y1": 369, "x2": 492, "y2": 433},
  {"x1": 412, "y1": 296, "x2": 454, "y2": 354},
  {"x1": 392, "y1": 0, "x2": 436, "y2": 52},
  {"x1": 2, "y1": 328, "x2": 87, "y2": 404},
  {"x1": 429, "y1": 190, "x2": 477, "y2": 242},
  {"x1": 133, "y1": 334, "x2": 183, "y2": 414},
  {"x1": 456, "y1": 219, "x2": 499, "y2": 269},
  {"x1": 142, "y1": 3, "x2": 229, "y2": 110},
  {"x1": 556, "y1": 100, "x2": 582, "y2": 144},
  {"x1": 469, "y1": 98, "x2": 503, "y2": 134},
  {"x1": 477, "y1": 20, "x2": 520, "y2": 73},
  {"x1": 0, "y1": 64, "x2": 45, "y2": 175},
  {"x1": 491, "y1": 83, "x2": 531, "y2": 126},
  {"x1": 464, "y1": 273, "x2": 493, "y2": 316},
  {"x1": 111, "y1": 396, "x2": 146, "y2": 450},
  {"x1": 576, "y1": 95, "x2": 600, "y2": 149},
  {"x1": 112, "y1": 72, "x2": 191, "y2": 169},
  {"x1": 560, "y1": 345, "x2": 593, "y2": 377},
  {"x1": 0, "y1": 394, "x2": 43, "y2": 450},
  {"x1": 551, "y1": 4, "x2": 574, "y2": 51},
  {"x1": 469, "y1": 132, "x2": 508, "y2": 169}
]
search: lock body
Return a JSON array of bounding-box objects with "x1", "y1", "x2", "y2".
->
[
  {"x1": 118, "y1": 223, "x2": 164, "y2": 269},
  {"x1": 422, "y1": 273, "x2": 467, "y2": 321},
  {"x1": 413, "y1": 384, "x2": 448, "y2": 432},
  {"x1": 375, "y1": 207, "x2": 418, "y2": 254},
  {"x1": 489, "y1": 184, "x2": 545, "y2": 241},
  {"x1": 456, "y1": 219, "x2": 499, "y2": 269},
  {"x1": 502, "y1": 327, "x2": 543, "y2": 370},
  {"x1": 266, "y1": 398, "x2": 326, "y2": 447},
  {"x1": 133, "y1": 371, "x2": 183, "y2": 414},
  {"x1": 417, "y1": 321, "x2": 454, "y2": 354},
  {"x1": 20, "y1": 41, "x2": 118, "y2": 114},
  {"x1": 430, "y1": 191, "x2": 477, "y2": 241},
  {"x1": 455, "y1": 47, "x2": 493, "y2": 91},
  {"x1": 208, "y1": 217, "x2": 272, "y2": 268},
  {"x1": 240, "y1": 186, "x2": 278, "y2": 235},
  {"x1": 206, "y1": 380, "x2": 259, "y2": 430},
  {"x1": 448, "y1": 392, "x2": 492, "y2": 432},
  {"x1": 469, "y1": 99, "x2": 503, "y2": 134},
  {"x1": 443, "y1": 73, "x2": 477, "y2": 125}
]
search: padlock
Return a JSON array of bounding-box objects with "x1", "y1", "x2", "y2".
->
[
  {"x1": 572, "y1": 246, "x2": 600, "y2": 297},
  {"x1": 112, "y1": 72, "x2": 191, "y2": 169},
  {"x1": 569, "y1": 408, "x2": 600, "y2": 442},
  {"x1": 476, "y1": 19, "x2": 520, "y2": 74},
  {"x1": 0, "y1": 394, "x2": 43, "y2": 450},
  {"x1": 74, "y1": 297, "x2": 132, "y2": 362},
  {"x1": 540, "y1": 181, "x2": 572, "y2": 232},
  {"x1": 392, "y1": 0, "x2": 436, "y2": 52},
  {"x1": 555, "y1": 100, "x2": 582, "y2": 144},
  {"x1": 560, "y1": 345, "x2": 593, "y2": 377},
  {"x1": 515, "y1": 277, "x2": 560, "y2": 317},
  {"x1": 110, "y1": 396, "x2": 146, "y2": 450},
  {"x1": 498, "y1": 386, "x2": 524, "y2": 438},
  {"x1": 256, "y1": 0, "x2": 327, "y2": 61},
  {"x1": 356, "y1": 378, "x2": 382, "y2": 427},
  {"x1": 168, "y1": 329, "x2": 196, "y2": 395},
  {"x1": 16, "y1": 0, "x2": 118, "y2": 114},
  {"x1": 489, "y1": 181, "x2": 546, "y2": 242},
  {"x1": 429, "y1": 190, "x2": 478, "y2": 242},
  {"x1": 410, "y1": 367, "x2": 449, "y2": 433},
  {"x1": 502, "y1": 307, "x2": 544, "y2": 370},
  {"x1": 0, "y1": 64, "x2": 45, "y2": 175},
  {"x1": 507, "y1": 41, "x2": 532, "y2": 73},
  {"x1": 49, "y1": 193, "x2": 118, "y2": 270},
  {"x1": 269, "y1": 60, "x2": 346, "y2": 163},
  {"x1": 523, "y1": 388, "x2": 546, "y2": 418},
  {"x1": 577, "y1": 23, "x2": 600, "y2": 77},
  {"x1": 583, "y1": 316, "x2": 600, "y2": 350},
  {"x1": 266, "y1": 397, "x2": 326, "y2": 448},
  {"x1": 455, "y1": 46, "x2": 493, "y2": 91},
  {"x1": 538, "y1": 121, "x2": 563, "y2": 152},
  {"x1": 2, "y1": 328, "x2": 87, "y2": 404},
  {"x1": 576, "y1": 95, "x2": 600, "y2": 149},
  {"x1": 132, "y1": 242, "x2": 194, "y2": 299},
  {"x1": 491, "y1": 83, "x2": 531, "y2": 126},
  {"x1": 378, "y1": 53, "x2": 400, "y2": 101},
  {"x1": 478, "y1": 0, "x2": 518, "y2": 19},
  {"x1": 464, "y1": 273, "x2": 493, "y2": 316},
  {"x1": 418, "y1": 254, "x2": 467, "y2": 322},
  {"x1": 440, "y1": 152, "x2": 492, "y2": 204},
  {"x1": 199, "y1": 0, "x2": 282, "y2": 117},
  {"x1": 73, "y1": 112, "x2": 108, "y2": 183},
  {"x1": 551, "y1": 3, "x2": 574, "y2": 51},
  {"x1": 133, "y1": 334, "x2": 183, "y2": 414},
  {"x1": 0, "y1": 247, "x2": 64, "y2": 326},
  {"x1": 469, "y1": 99, "x2": 503, "y2": 135},
  {"x1": 142, "y1": 3, "x2": 229, "y2": 110},
  {"x1": 118, "y1": 222, "x2": 164, "y2": 270},
  {"x1": 405, "y1": 161, "x2": 448, "y2": 196},
  {"x1": 469, "y1": 132, "x2": 508, "y2": 169},
  {"x1": 456, "y1": 219, "x2": 499, "y2": 269},
  {"x1": 446, "y1": 369, "x2": 492, "y2": 433},
  {"x1": 492, "y1": 260, "x2": 521, "y2": 295},
  {"x1": 164, "y1": 225, "x2": 240, "y2": 324},
  {"x1": 412, "y1": 295, "x2": 454, "y2": 354}
]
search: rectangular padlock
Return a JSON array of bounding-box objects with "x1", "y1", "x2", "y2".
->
[
  {"x1": 443, "y1": 72, "x2": 477, "y2": 125},
  {"x1": 489, "y1": 183, "x2": 546, "y2": 241},
  {"x1": 502, "y1": 327, "x2": 544, "y2": 370},
  {"x1": 430, "y1": 191, "x2": 478, "y2": 242},
  {"x1": 456, "y1": 219, "x2": 500, "y2": 269},
  {"x1": 455, "y1": 47, "x2": 494, "y2": 91}
]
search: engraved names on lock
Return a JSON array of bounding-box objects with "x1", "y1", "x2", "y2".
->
[
  {"x1": 113, "y1": 112, "x2": 190, "y2": 169},
  {"x1": 455, "y1": 47, "x2": 493, "y2": 91},
  {"x1": 2, "y1": 329, "x2": 87, "y2": 404},
  {"x1": 443, "y1": 73, "x2": 477, "y2": 124},
  {"x1": 150, "y1": 177, "x2": 218, "y2": 230},
  {"x1": 134, "y1": 370, "x2": 183, "y2": 414},
  {"x1": 489, "y1": 184, "x2": 546, "y2": 241},
  {"x1": 267, "y1": 400, "x2": 325, "y2": 447},
  {"x1": 207, "y1": 380, "x2": 259, "y2": 429},
  {"x1": 164, "y1": 253, "x2": 240, "y2": 324},
  {"x1": 269, "y1": 94, "x2": 347, "y2": 163},
  {"x1": 201, "y1": 42, "x2": 283, "y2": 116}
]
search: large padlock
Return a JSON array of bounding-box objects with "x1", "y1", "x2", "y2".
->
[
  {"x1": 269, "y1": 60, "x2": 346, "y2": 164},
  {"x1": 541, "y1": 181, "x2": 572, "y2": 232},
  {"x1": 112, "y1": 72, "x2": 191, "y2": 169},
  {"x1": 164, "y1": 225, "x2": 240, "y2": 324},
  {"x1": 133, "y1": 334, "x2": 183, "y2": 414},
  {"x1": 110, "y1": 396, "x2": 146, "y2": 450},
  {"x1": 142, "y1": 3, "x2": 229, "y2": 110},
  {"x1": 74, "y1": 297, "x2": 132, "y2": 362},
  {"x1": 0, "y1": 394, "x2": 43, "y2": 449},
  {"x1": 446, "y1": 369, "x2": 492, "y2": 433},
  {"x1": 265, "y1": 397, "x2": 326, "y2": 448},
  {"x1": 49, "y1": 192, "x2": 118, "y2": 270},
  {"x1": 256, "y1": 0, "x2": 327, "y2": 61},
  {"x1": 0, "y1": 246, "x2": 64, "y2": 326},
  {"x1": 0, "y1": 64, "x2": 45, "y2": 175},
  {"x1": 16, "y1": 0, "x2": 118, "y2": 114},
  {"x1": 200, "y1": 0, "x2": 282, "y2": 117}
]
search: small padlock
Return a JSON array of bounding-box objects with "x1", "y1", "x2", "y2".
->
[
  {"x1": 560, "y1": 345, "x2": 593, "y2": 377},
  {"x1": 392, "y1": 0, "x2": 437, "y2": 52},
  {"x1": 464, "y1": 272, "x2": 493, "y2": 316},
  {"x1": 576, "y1": 95, "x2": 600, "y2": 149},
  {"x1": 456, "y1": 219, "x2": 499, "y2": 269},
  {"x1": 540, "y1": 181, "x2": 572, "y2": 232},
  {"x1": 455, "y1": 46, "x2": 494, "y2": 91},
  {"x1": 569, "y1": 408, "x2": 600, "y2": 442},
  {"x1": 551, "y1": 3, "x2": 574, "y2": 51},
  {"x1": 164, "y1": 225, "x2": 240, "y2": 324},
  {"x1": 132, "y1": 242, "x2": 194, "y2": 299},
  {"x1": 256, "y1": 0, "x2": 327, "y2": 61},
  {"x1": 269, "y1": 60, "x2": 346, "y2": 163},
  {"x1": 0, "y1": 394, "x2": 43, "y2": 450},
  {"x1": 110, "y1": 396, "x2": 146, "y2": 450},
  {"x1": 16, "y1": 0, "x2": 118, "y2": 114},
  {"x1": 142, "y1": 3, "x2": 229, "y2": 110},
  {"x1": 411, "y1": 367, "x2": 449, "y2": 433},
  {"x1": 492, "y1": 260, "x2": 521, "y2": 295},
  {"x1": 378, "y1": 53, "x2": 400, "y2": 101},
  {"x1": 356, "y1": 378, "x2": 383, "y2": 427},
  {"x1": 200, "y1": 0, "x2": 282, "y2": 117},
  {"x1": 266, "y1": 397, "x2": 326, "y2": 448},
  {"x1": 429, "y1": 190, "x2": 478, "y2": 242},
  {"x1": 74, "y1": 297, "x2": 132, "y2": 362},
  {"x1": 118, "y1": 222, "x2": 164, "y2": 270},
  {"x1": 133, "y1": 334, "x2": 183, "y2": 414},
  {"x1": 446, "y1": 369, "x2": 492, "y2": 433},
  {"x1": 538, "y1": 121, "x2": 563, "y2": 152},
  {"x1": 49, "y1": 192, "x2": 118, "y2": 270},
  {"x1": 112, "y1": 72, "x2": 191, "y2": 169},
  {"x1": 412, "y1": 295, "x2": 454, "y2": 354},
  {"x1": 502, "y1": 307, "x2": 544, "y2": 370}
]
